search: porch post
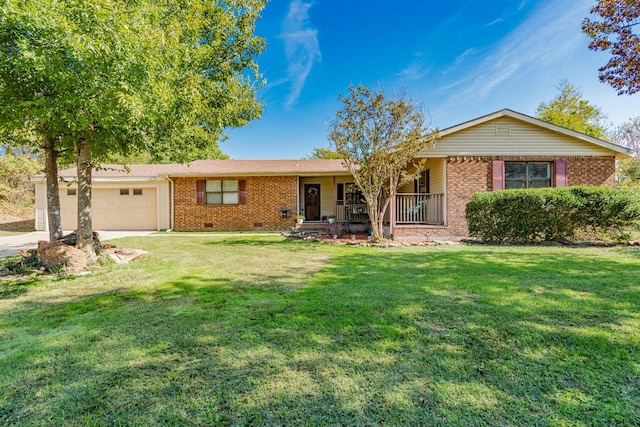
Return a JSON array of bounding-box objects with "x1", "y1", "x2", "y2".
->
[
  {"x1": 296, "y1": 177, "x2": 300, "y2": 216},
  {"x1": 390, "y1": 177, "x2": 395, "y2": 236},
  {"x1": 443, "y1": 158, "x2": 447, "y2": 226},
  {"x1": 333, "y1": 176, "x2": 337, "y2": 216}
]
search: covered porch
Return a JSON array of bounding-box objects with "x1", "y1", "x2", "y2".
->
[{"x1": 298, "y1": 157, "x2": 447, "y2": 235}]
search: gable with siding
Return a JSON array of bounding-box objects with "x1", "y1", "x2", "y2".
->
[{"x1": 418, "y1": 111, "x2": 630, "y2": 159}]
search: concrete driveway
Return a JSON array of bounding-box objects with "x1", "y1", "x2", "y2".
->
[{"x1": 0, "y1": 230, "x2": 154, "y2": 258}]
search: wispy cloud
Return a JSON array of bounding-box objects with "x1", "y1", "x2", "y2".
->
[
  {"x1": 486, "y1": 17, "x2": 504, "y2": 26},
  {"x1": 438, "y1": 0, "x2": 591, "y2": 106},
  {"x1": 281, "y1": 0, "x2": 321, "y2": 109}
]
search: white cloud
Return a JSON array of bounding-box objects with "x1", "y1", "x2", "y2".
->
[
  {"x1": 438, "y1": 0, "x2": 593, "y2": 106},
  {"x1": 486, "y1": 18, "x2": 504, "y2": 26},
  {"x1": 281, "y1": 0, "x2": 321, "y2": 109}
]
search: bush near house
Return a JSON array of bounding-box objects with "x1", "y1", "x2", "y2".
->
[{"x1": 466, "y1": 186, "x2": 640, "y2": 242}]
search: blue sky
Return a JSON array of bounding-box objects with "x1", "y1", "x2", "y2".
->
[{"x1": 222, "y1": 0, "x2": 639, "y2": 159}]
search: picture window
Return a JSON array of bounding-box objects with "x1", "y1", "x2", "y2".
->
[
  {"x1": 205, "y1": 180, "x2": 239, "y2": 205},
  {"x1": 505, "y1": 162, "x2": 551, "y2": 189}
]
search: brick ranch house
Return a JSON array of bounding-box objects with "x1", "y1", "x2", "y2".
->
[{"x1": 32, "y1": 109, "x2": 631, "y2": 240}]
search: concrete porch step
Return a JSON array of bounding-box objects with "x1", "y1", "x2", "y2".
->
[{"x1": 295, "y1": 222, "x2": 329, "y2": 233}]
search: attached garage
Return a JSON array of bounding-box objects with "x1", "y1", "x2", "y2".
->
[
  {"x1": 59, "y1": 185, "x2": 158, "y2": 231},
  {"x1": 33, "y1": 165, "x2": 175, "y2": 232}
]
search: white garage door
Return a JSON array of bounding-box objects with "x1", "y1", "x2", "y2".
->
[{"x1": 60, "y1": 187, "x2": 157, "y2": 230}]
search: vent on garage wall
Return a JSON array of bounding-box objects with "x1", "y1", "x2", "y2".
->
[
  {"x1": 254, "y1": 222, "x2": 263, "y2": 228},
  {"x1": 204, "y1": 223, "x2": 213, "y2": 228}
]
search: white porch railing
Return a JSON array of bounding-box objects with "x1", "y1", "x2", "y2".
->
[{"x1": 395, "y1": 193, "x2": 444, "y2": 225}]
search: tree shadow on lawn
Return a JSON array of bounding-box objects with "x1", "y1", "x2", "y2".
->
[{"x1": 1, "y1": 244, "x2": 639, "y2": 425}]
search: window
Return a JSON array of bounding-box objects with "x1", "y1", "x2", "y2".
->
[
  {"x1": 415, "y1": 169, "x2": 430, "y2": 194},
  {"x1": 120, "y1": 189, "x2": 130, "y2": 196},
  {"x1": 205, "y1": 180, "x2": 239, "y2": 205},
  {"x1": 505, "y1": 162, "x2": 551, "y2": 189},
  {"x1": 133, "y1": 188, "x2": 143, "y2": 196},
  {"x1": 67, "y1": 188, "x2": 76, "y2": 196}
]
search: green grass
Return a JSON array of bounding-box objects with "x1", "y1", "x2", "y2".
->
[{"x1": 1, "y1": 236, "x2": 639, "y2": 426}]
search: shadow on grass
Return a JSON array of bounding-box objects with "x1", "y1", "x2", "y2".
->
[{"x1": 1, "y1": 241, "x2": 638, "y2": 425}]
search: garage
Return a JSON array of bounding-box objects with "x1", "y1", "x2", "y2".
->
[{"x1": 59, "y1": 186, "x2": 158, "y2": 231}]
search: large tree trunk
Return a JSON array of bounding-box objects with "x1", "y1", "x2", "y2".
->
[
  {"x1": 76, "y1": 137, "x2": 94, "y2": 256},
  {"x1": 43, "y1": 136, "x2": 63, "y2": 242}
]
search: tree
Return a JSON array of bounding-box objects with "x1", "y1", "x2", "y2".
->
[
  {"x1": 0, "y1": 0, "x2": 266, "y2": 254},
  {"x1": 328, "y1": 85, "x2": 438, "y2": 242},
  {"x1": 582, "y1": 0, "x2": 640, "y2": 95},
  {"x1": 610, "y1": 116, "x2": 640, "y2": 187},
  {"x1": 305, "y1": 147, "x2": 342, "y2": 159},
  {"x1": 536, "y1": 81, "x2": 609, "y2": 139}
]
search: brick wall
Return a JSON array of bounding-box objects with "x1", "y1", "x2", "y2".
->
[
  {"x1": 173, "y1": 176, "x2": 298, "y2": 231},
  {"x1": 394, "y1": 155, "x2": 616, "y2": 239}
]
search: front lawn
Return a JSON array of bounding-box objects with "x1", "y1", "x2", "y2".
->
[{"x1": 1, "y1": 236, "x2": 639, "y2": 425}]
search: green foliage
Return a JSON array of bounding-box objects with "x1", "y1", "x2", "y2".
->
[
  {"x1": 466, "y1": 186, "x2": 640, "y2": 242},
  {"x1": 305, "y1": 147, "x2": 343, "y2": 159},
  {"x1": 328, "y1": 85, "x2": 439, "y2": 241},
  {"x1": 0, "y1": 0, "x2": 266, "y2": 246},
  {"x1": 611, "y1": 116, "x2": 640, "y2": 188},
  {"x1": 536, "y1": 80, "x2": 609, "y2": 139},
  {"x1": 0, "y1": 154, "x2": 41, "y2": 217},
  {"x1": 0, "y1": 0, "x2": 266, "y2": 162}
]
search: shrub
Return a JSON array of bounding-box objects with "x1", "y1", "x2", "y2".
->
[{"x1": 466, "y1": 186, "x2": 640, "y2": 242}]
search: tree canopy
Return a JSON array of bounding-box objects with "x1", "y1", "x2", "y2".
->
[
  {"x1": 0, "y1": 0, "x2": 267, "y2": 251},
  {"x1": 305, "y1": 147, "x2": 342, "y2": 160},
  {"x1": 535, "y1": 81, "x2": 609, "y2": 140},
  {"x1": 582, "y1": 0, "x2": 640, "y2": 95},
  {"x1": 328, "y1": 85, "x2": 438, "y2": 242},
  {"x1": 610, "y1": 116, "x2": 640, "y2": 187}
]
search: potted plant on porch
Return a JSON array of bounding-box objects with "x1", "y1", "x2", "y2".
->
[
  {"x1": 296, "y1": 215, "x2": 305, "y2": 224},
  {"x1": 328, "y1": 215, "x2": 336, "y2": 224}
]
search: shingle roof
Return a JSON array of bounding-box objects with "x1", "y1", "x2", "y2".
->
[{"x1": 48, "y1": 159, "x2": 350, "y2": 178}]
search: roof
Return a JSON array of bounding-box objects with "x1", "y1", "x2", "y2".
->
[
  {"x1": 33, "y1": 159, "x2": 350, "y2": 180},
  {"x1": 437, "y1": 109, "x2": 632, "y2": 159}
]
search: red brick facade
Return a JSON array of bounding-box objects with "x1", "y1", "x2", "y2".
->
[
  {"x1": 173, "y1": 176, "x2": 298, "y2": 231},
  {"x1": 394, "y1": 155, "x2": 616, "y2": 239},
  {"x1": 172, "y1": 156, "x2": 616, "y2": 236}
]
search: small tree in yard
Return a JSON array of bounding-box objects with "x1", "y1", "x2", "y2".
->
[{"x1": 328, "y1": 85, "x2": 438, "y2": 242}]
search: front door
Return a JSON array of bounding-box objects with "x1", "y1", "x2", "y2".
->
[{"x1": 304, "y1": 184, "x2": 321, "y2": 221}]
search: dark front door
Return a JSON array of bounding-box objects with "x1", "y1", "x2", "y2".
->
[{"x1": 304, "y1": 184, "x2": 321, "y2": 221}]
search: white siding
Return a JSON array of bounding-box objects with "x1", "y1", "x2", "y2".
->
[
  {"x1": 34, "y1": 182, "x2": 46, "y2": 231},
  {"x1": 157, "y1": 180, "x2": 170, "y2": 230},
  {"x1": 419, "y1": 117, "x2": 614, "y2": 157},
  {"x1": 427, "y1": 158, "x2": 445, "y2": 194}
]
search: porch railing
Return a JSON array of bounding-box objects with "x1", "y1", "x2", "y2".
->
[
  {"x1": 336, "y1": 203, "x2": 368, "y2": 223},
  {"x1": 395, "y1": 193, "x2": 444, "y2": 225}
]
